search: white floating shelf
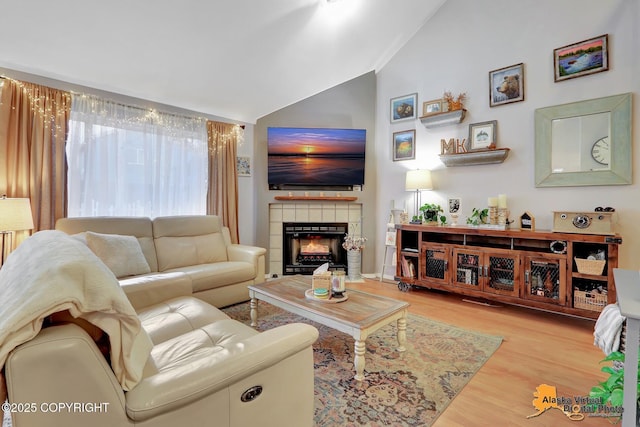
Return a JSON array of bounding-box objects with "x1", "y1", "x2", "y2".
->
[
  {"x1": 439, "y1": 148, "x2": 511, "y2": 167},
  {"x1": 419, "y1": 109, "x2": 466, "y2": 129}
]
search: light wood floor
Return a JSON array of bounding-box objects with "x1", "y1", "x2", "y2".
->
[{"x1": 347, "y1": 278, "x2": 612, "y2": 426}]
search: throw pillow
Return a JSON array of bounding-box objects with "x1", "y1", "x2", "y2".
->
[{"x1": 85, "y1": 231, "x2": 151, "y2": 278}]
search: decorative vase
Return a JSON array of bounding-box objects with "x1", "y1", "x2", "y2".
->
[{"x1": 347, "y1": 250, "x2": 362, "y2": 281}]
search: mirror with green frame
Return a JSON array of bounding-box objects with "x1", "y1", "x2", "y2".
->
[{"x1": 535, "y1": 93, "x2": 632, "y2": 187}]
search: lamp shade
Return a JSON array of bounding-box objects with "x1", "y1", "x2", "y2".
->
[
  {"x1": 405, "y1": 170, "x2": 433, "y2": 191},
  {"x1": 0, "y1": 197, "x2": 34, "y2": 231}
]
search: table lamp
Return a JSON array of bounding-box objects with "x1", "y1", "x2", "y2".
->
[
  {"x1": 405, "y1": 170, "x2": 433, "y2": 217},
  {"x1": 0, "y1": 196, "x2": 35, "y2": 266}
]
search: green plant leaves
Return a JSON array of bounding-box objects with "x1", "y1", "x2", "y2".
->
[{"x1": 589, "y1": 350, "x2": 640, "y2": 407}]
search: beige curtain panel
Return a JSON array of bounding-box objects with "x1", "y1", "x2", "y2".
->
[
  {"x1": 0, "y1": 78, "x2": 71, "y2": 248},
  {"x1": 206, "y1": 120, "x2": 240, "y2": 244}
]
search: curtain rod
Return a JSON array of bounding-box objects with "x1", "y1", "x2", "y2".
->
[{"x1": 0, "y1": 75, "x2": 245, "y2": 129}]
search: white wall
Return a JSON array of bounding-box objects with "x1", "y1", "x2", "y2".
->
[
  {"x1": 236, "y1": 124, "x2": 256, "y2": 245},
  {"x1": 375, "y1": 0, "x2": 640, "y2": 270}
]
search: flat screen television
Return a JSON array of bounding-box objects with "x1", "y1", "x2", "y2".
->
[{"x1": 267, "y1": 127, "x2": 366, "y2": 190}]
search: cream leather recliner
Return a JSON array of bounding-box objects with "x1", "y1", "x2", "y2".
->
[{"x1": 2, "y1": 231, "x2": 319, "y2": 427}]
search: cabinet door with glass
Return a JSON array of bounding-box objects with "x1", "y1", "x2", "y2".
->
[
  {"x1": 421, "y1": 243, "x2": 450, "y2": 285},
  {"x1": 452, "y1": 248, "x2": 483, "y2": 290},
  {"x1": 483, "y1": 250, "x2": 520, "y2": 298},
  {"x1": 523, "y1": 255, "x2": 567, "y2": 306}
]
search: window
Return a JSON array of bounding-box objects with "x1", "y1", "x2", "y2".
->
[{"x1": 66, "y1": 95, "x2": 208, "y2": 217}]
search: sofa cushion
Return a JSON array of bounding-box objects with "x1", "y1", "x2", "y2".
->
[
  {"x1": 119, "y1": 272, "x2": 192, "y2": 310},
  {"x1": 151, "y1": 320, "x2": 258, "y2": 364},
  {"x1": 55, "y1": 217, "x2": 159, "y2": 272},
  {"x1": 154, "y1": 233, "x2": 227, "y2": 271},
  {"x1": 166, "y1": 262, "x2": 255, "y2": 293},
  {"x1": 137, "y1": 296, "x2": 230, "y2": 344},
  {"x1": 86, "y1": 232, "x2": 152, "y2": 278}
]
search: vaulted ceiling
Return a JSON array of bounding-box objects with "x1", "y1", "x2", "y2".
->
[{"x1": 0, "y1": 0, "x2": 446, "y2": 123}]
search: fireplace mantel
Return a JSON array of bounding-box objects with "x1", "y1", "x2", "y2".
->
[{"x1": 274, "y1": 196, "x2": 358, "y2": 202}]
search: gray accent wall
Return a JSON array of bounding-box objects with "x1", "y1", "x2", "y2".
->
[{"x1": 255, "y1": 72, "x2": 378, "y2": 275}]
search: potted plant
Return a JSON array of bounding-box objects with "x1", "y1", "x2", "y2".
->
[
  {"x1": 419, "y1": 203, "x2": 443, "y2": 224},
  {"x1": 466, "y1": 207, "x2": 489, "y2": 226},
  {"x1": 589, "y1": 351, "x2": 640, "y2": 419}
]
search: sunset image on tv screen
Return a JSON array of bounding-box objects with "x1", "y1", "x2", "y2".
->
[{"x1": 267, "y1": 127, "x2": 366, "y2": 187}]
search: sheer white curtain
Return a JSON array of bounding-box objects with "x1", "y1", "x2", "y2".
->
[{"x1": 66, "y1": 94, "x2": 208, "y2": 218}]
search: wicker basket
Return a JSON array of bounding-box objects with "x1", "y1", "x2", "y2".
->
[
  {"x1": 574, "y1": 289, "x2": 607, "y2": 311},
  {"x1": 574, "y1": 257, "x2": 606, "y2": 275}
]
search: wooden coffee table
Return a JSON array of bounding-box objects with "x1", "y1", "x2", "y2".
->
[{"x1": 248, "y1": 276, "x2": 409, "y2": 381}]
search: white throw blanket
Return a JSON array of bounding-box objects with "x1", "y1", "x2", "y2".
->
[
  {"x1": 0, "y1": 230, "x2": 153, "y2": 391},
  {"x1": 594, "y1": 303, "x2": 626, "y2": 355}
]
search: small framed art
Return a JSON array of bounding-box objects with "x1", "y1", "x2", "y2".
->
[
  {"x1": 237, "y1": 156, "x2": 251, "y2": 176},
  {"x1": 489, "y1": 63, "x2": 524, "y2": 107},
  {"x1": 390, "y1": 93, "x2": 418, "y2": 123},
  {"x1": 467, "y1": 121, "x2": 497, "y2": 151},
  {"x1": 554, "y1": 34, "x2": 608, "y2": 82},
  {"x1": 422, "y1": 99, "x2": 444, "y2": 116},
  {"x1": 392, "y1": 130, "x2": 416, "y2": 161}
]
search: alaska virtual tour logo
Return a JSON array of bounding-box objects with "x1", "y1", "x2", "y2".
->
[{"x1": 526, "y1": 384, "x2": 623, "y2": 422}]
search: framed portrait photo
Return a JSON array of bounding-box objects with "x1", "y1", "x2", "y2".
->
[
  {"x1": 392, "y1": 129, "x2": 416, "y2": 161},
  {"x1": 390, "y1": 93, "x2": 418, "y2": 123},
  {"x1": 467, "y1": 121, "x2": 497, "y2": 151},
  {"x1": 554, "y1": 34, "x2": 608, "y2": 82},
  {"x1": 489, "y1": 63, "x2": 524, "y2": 107},
  {"x1": 422, "y1": 99, "x2": 444, "y2": 116}
]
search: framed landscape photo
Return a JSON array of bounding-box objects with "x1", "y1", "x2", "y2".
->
[
  {"x1": 390, "y1": 93, "x2": 418, "y2": 123},
  {"x1": 422, "y1": 99, "x2": 444, "y2": 116},
  {"x1": 467, "y1": 121, "x2": 497, "y2": 151},
  {"x1": 392, "y1": 129, "x2": 416, "y2": 161},
  {"x1": 554, "y1": 34, "x2": 608, "y2": 82},
  {"x1": 489, "y1": 63, "x2": 524, "y2": 107}
]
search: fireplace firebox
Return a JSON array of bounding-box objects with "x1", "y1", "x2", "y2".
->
[{"x1": 283, "y1": 222, "x2": 348, "y2": 275}]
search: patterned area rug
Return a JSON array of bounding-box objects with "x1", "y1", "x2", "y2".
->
[{"x1": 223, "y1": 302, "x2": 503, "y2": 427}]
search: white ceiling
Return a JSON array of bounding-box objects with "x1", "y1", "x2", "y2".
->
[{"x1": 0, "y1": 0, "x2": 446, "y2": 123}]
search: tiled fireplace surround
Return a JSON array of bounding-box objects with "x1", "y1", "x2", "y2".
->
[{"x1": 269, "y1": 202, "x2": 363, "y2": 277}]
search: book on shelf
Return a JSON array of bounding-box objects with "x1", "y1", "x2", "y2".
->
[
  {"x1": 401, "y1": 257, "x2": 410, "y2": 277},
  {"x1": 401, "y1": 256, "x2": 416, "y2": 279}
]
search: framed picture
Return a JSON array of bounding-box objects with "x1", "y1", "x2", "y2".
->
[
  {"x1": 467, "y1": 121, "x2": 497, "y2": 151},
  {"x1": 390, "y1": 93, "x2": 417, "y2": 123},
  {"x1": 392, "y1": 129, "x2": 416, "y2": 161},
  {"x1": 385, "y1": 230, "x2": 397, "y2": 246},
  {"x1": 554, "y1": 34, "x2": 608, "y2": 82},
  {"x1": 422, "y1": 99, "x2": 444, "y2": 116},
  {"x1": 489, "y1": 63, "x2": 524, "y2": 107},
  {"x1": 237, "y1": 156, "x2": 251, "y2": 176},
  {"x1": 447, "y1": 197, "x2": 461, "y2": 214}
]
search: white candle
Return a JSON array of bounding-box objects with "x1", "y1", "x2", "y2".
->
[
  {"x1": 498, "y1": 194, "x2": 507, "y2": 208},
  {"x1": 488, "y1": 197, "x2": 498, "y2": 207}
]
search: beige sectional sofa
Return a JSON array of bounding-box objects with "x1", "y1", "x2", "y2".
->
[
  {"x1": 55, "y1": 215, "x2": 266, "y2": 308},
  {"x1": 1, "y1": 230, "x2": 318, "y2": 427}
]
